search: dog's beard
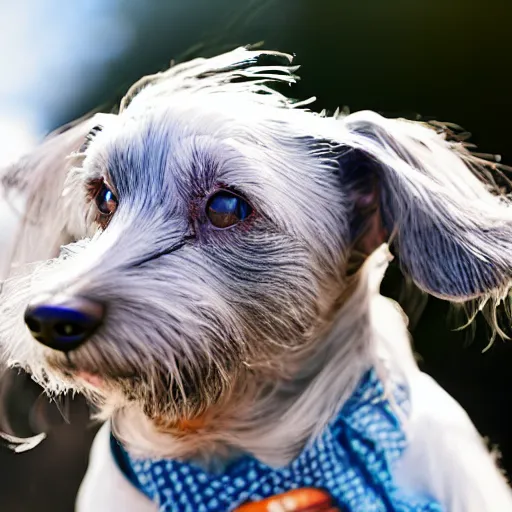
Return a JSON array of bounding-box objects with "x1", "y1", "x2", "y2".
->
[
  {"x1": 0, "y1": 258, "x2": 241, "y2": 422},
  {"x1": 46, "y1": 346, "x2": 239, "y2": 421}
]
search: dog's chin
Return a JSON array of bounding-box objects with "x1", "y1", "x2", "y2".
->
[
  {"x1": 40, "y1": 353, "x2": 117, "y2": 397},
  {"x1": 41, "y1": 355, "x2": 183, "y2": 412},
  {"x1": 37, "y1": 347, "x2": 232, "y2": 425}
]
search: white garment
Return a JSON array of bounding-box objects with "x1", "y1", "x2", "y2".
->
[{"x1": 76, "y1": 422, "x2": 155, "y2": 512}]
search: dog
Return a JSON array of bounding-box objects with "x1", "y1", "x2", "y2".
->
[{"x1": 1, "y1": 47, "x2": 512, "y2": 512}]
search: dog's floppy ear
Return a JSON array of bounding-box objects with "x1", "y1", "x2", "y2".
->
[
  {"x1": 337, "y1": 110, "x2": 512, "y2": 302},
  {"x1": 0, "y1": 113, "x2": 114, "y2": 273}
]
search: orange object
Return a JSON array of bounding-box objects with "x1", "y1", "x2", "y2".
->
[
  {"x1": 175, "y1": 416, "x2": 207, "y2": 431},
  {"x1": 235, "y1": 488, "x2": 340, "y2": 512}
]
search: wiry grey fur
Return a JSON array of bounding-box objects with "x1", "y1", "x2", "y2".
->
[{"x1": 1, "y1": 47, "x2": 512, "y2": 510}]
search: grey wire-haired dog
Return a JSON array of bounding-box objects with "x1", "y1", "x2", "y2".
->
[{"x1": 1, "y1": 47, "x2": 512, "y2": 511}]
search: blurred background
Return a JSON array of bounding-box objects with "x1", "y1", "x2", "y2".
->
[{"x1": 0, "y1": 0, "x2": 512, "y2": 510}]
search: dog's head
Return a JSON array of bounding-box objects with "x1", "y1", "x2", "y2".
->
[{"x1": 2, "y1": 48, "x2": 512, "y2": 429}]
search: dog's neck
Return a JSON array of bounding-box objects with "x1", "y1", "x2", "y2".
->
[{"x1": 113, "y1": 247, "x2": 414, "y2": 470}]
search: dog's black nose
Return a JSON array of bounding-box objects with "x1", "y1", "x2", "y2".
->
[{"x1": 24, "y1": 296, "x2": 105, "y2": 352}]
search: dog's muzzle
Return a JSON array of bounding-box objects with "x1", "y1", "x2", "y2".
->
[{"x1": 24, "y1": 295, "x2": 105, "y2": 352}]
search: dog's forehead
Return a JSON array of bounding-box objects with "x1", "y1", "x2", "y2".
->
[{"x1": 86, "y1": 96, "x2": 346, "y2": 238}]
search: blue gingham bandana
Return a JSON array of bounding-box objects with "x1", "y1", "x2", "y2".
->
[{"x1": 112, "y1": 369, "x2": 442, "y2": 511}]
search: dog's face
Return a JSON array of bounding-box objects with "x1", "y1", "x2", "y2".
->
[
  {"x1": 2, "y1": 48, "x2": 512, "y2": 427},
  {"x1": 2, "y1": 95, "x2": 352, "y2": 422}
]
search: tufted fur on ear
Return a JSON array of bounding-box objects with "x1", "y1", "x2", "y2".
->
[
  {"x1": 334, "y1": 110, "x2": 512, "y2": 304},
  {"x1": 0, "y1": 113, "x2": 115, "y2": 275}
]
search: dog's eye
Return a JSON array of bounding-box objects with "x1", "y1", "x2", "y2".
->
[
  {"x1": 95, "y1": 183, "x2": 118, "y2": 218},
  {"x1": 206, "y1": 191, "x2": 252, "y2": 229}
]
